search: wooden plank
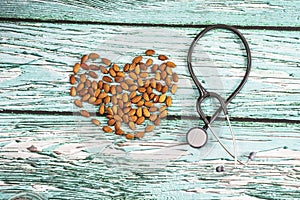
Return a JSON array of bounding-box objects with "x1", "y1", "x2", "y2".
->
[
  {"x1": 0, "y1": 0, "x2": 299, "y2": 27},
  {"x1": 0, "y1": 22, "x2": 299, "y2": 121},
  {"x1": 0, "y1": 114, "x2": 300, "y2": 199}
]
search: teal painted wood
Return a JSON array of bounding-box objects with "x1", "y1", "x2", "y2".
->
[
  {"x1": 0, "y1": 4, "x2": 299, "y2": 198},
  {"x1": 0, "y1": 0, "x2": 299, "y2": 27},
  {"x1": 0, "y1": 23, "x2": 299, "y2": 120},
  {"x1": 0, "y1": 114, "x2": 300, "y2": 199}
]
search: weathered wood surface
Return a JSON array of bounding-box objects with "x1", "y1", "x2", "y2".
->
[
  {"x1": 0, "y1": 0, "x2": 299, "y2": 27},
  {"x1": 0, "y1": 1, "x2": 300, "y2": 199}
]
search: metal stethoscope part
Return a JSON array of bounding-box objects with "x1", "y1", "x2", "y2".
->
[{"x1": 186, "y1": 24, "x2": 252, "y2": 166}]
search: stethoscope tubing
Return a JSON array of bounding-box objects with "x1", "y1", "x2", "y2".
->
[{"x1": 187, "y1": 24, "x2": 252, "y2": 125}]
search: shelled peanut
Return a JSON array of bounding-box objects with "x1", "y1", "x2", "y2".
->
[{"x1": 69, "y1": 49, "x2": 178, "y2": 139}]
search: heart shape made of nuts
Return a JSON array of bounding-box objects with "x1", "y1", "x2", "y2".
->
[{"x1": 69, "y1": 49, "x2": 178, "y2": 140}]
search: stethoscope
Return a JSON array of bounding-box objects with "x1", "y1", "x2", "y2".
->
[{"x1": 186, "y1": 24, "x2": 252, "y2": 166}]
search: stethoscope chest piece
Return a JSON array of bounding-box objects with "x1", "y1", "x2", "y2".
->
[{"x1": 186, "y1": 127, "x2": 208, "y2": 148}]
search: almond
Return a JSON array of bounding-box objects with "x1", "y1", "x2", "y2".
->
[
  {"x1": 89, "y1": 53, "x2": 99, "y2": 60},
  {"x1": 108, "y1": 118, "x2": 116, "y2": 126},
  {"x1": 151, "y1": 64, "x2": 159, "y2": 72},
  {"x1": 166, "y1": 67, "x2": 172, "y2": 75},
  {"x1": 131, "y1": 95, "x2": 142, "y2": 104},
  {"x1": 165, "y1": 77, "x2": 171, "y2": 86},
  {"x1": 170, "y1": 84, "x2": 177, "y2": 94},
  {"x1": 133, "y1": 55, "x2": 143, "y2": 63},
  {"x1": 136, "y1": 116, "x2": 145, "y2": 125},
  {"x1": 80, "y1": 54, "x2": 88, "y2": 63},
  {"x1": 149, "y1": 114, "x2": 158, "y2": 122},
  {"x1": 88, "y1": 96, "x2": 96, "y2": 104},
  {"x1": 136, "y1": 107, "x2": 143, "y2": 118},
  {"x1": 159, "y1": 110, "x2": 168, "y2": 119},
  {"x1": 103, "y1": 126, "x2": 113, "y2": 133},
  {"x1": 161, "y1": 85, "x2": 168, "y2": 94},
  {"x1": 126, "y1": 133, "x2": 135, "y2": 140},
  {"x1": 80, "y1": 63, "x2": 89, "y2": 70},
  {"x1": 128, "y1": 121, "x2": 135, "y2": 130},
  {"x1": 129, "y1": 72, "x2": 138, "y2": 80},
  {"x1": 158, "y1": 54, "x2": 168, "y2": 61},
  {"x1": 104, "y1": 96, "x2": 111, "y2": 104},
  {"x1": 123, "y1": 63, "x2": 130, "y2": 72},
  {"x1": 120, "y1": 82, "x2": 129, "y2": 90},
  {"x1": 80, "y1": 110, "x2": 90, "y2": 118},
  {"x1": 80, "y1": 74, "x2": 87, "y2": 83},
  {"x1": 166, "y1": 61, "x2": 176, "y2": 68},
  {"x1": 74, "y1": 99, "x2": 82, "y2": 107},
  {"x1": 143, "y1": 107, "x2": 150, "y2": 118},
  {"x1": 137, "y1": 100, "x2": 144, "y2": 107},
  {"x1": 73, "y1": 63, "x2": 80, "y2": 74},
  {"x1": 154, "y1": 118, "x2": 161, "y2": 126},
  {"x1": 172, "y1": 73, "x2": 178, "y2": 82},
  {"x1": 89, "y1": 64, "x2": 100, "y2": 70},
  {"x1": 145, "y1": 49, "x2": 155, "y2": 56},
  {"x1": 103, "y1": 83, "x2": 110, "y2": 93},
  {"x1": 135, "y1": 132, "x2": 145, "y2": 139},
  {"x1": 146, "y1": 58, "x2": 153, "y2": 66},
  {"x1": 91, "y1": 118, "x2": 101, "y2": 126},
  {"x1": 115, "y1": 129, "x2": 123, "y2": 135},
  {"x1": 149, "y1": 106, "x2": 158, "y2": 112},
  {"x1": 159, "y1": 94, "x2": 166, "y2": 103},
  {"x1": 102, "y1": 76, "x2": 112, "y2": 83},
  {"x1": 102, "y1": 58, "x2": 111, "y2": 66},
  {"x1": 98, "y1": 80, "x2": 103, "y2": 90},
  {"x1": 82, "y1": 93, "x2": 90, "y2": 102},
  {"x1": 161, "y1": 71, "x2": 167, "y2": 80},
  {"x1": 100, "y1": 65, "x2": 108, "y2": 74},
  {"x1": 70, "y1": 86, "x2": 76, "y2": 96},
  {"x1": 145, "y1": 125, "x2": 155, "y2": 132},
  {"x1": 89, "y1": 71, "x2": 98, "y2": 79},
  {"x1": 70, "y1": 75, "x2": 76, "y2": 85},
  {"x1": 139, "y1": 72, "x2": 148, "y2": 78},
  {"x1": 166, "y1": 96, "x2": 172, "y2": 106},
  {"x1": 99, "y1": 104, "x2": 105, "y2": 115},
  {"x1": 155, "y1": 72, "x2": 161, "y2": 80},
  {"x1": 109, "y1": 68, "x2": 116, "y2": 77}
]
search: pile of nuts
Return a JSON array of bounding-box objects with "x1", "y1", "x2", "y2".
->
[{"x1": 69, "y1": 49, "x2": 178, "y2": 139}]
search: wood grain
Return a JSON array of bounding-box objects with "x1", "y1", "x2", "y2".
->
[
  {"x1": 0, "y1": 12, "x2": 299, "y2": 199},
  {"x1": 0, "y1": 0, "x2": 299, "y2": 27},
  {"x1": 0, "y1": 22, "x2": 299, "y2": 120},
  {"x1": 0, "y1": 114, "x2": 300, "y2": 199}
]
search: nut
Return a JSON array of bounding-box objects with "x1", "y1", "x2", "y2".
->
[
  {"x1": 70, "y1": 75, "x2": 76, "y2": 85},
  {"x1": 158, "y1": 54, "x2": 168, "y2": 61},
  {"x1": 135, "y1": 132, "x2": 145, "y2": 139},
  {"x1": 73, "y1": 63, "x2": 80, "y2": 74},
  {"x1": 136, "y1": 116, "x2": 145, "y2": 125},
  {"x1": 70, "y1": 86, "x2": 76, "y2": 96},
  {"x1": 103, "y1": 126, "x2": 113, "y2": 133},
  {"x1": 89, "y1": 71, "x2": 98, "y2": 79},
  {"x1": 145, "y1": 125, "x2": 155, "y2": 132},
  {"x1": 80, "y1": 110, "x2": 90, "y2": 118},
  {"x1": 74, "y1": 99, "x2": 83, "y2": 108},
  {"x1": 81, "y1": 55, "x2": 88, "y2": 63},
  {"x1": 89, "y1": 53, "x2": 99, "y2": 60},
  {"x1": 102, "y1": 58, "x2": 111, "y2": 66},
  {"x1": 102, "y1": 76, "x2": 113, "y2": 83},
  {"x1": 145, "y1": 49, "x2": 155, "y2": 56},
  {"x1": 166, "y1": 96, "x2": 172, "y2": 106},
  {"x1": 170, "y1": 84, "x2": 177, "y2": 94},
  {"x1": 125, "y1": 133, "x2": 134, "y2": 140},
  {"x1": 91, "y1": 118, "x2": 101, "y2": 126},
  {"x1": 166, "y1": 61, "x2": 176, "y2": 68}
]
